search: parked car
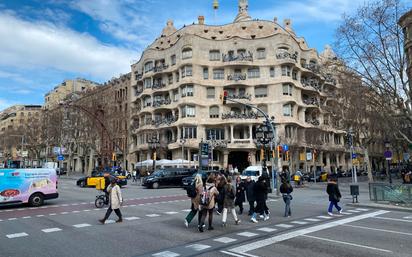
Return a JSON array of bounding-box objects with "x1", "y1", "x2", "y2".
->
[
  {"x1": 240, "y1": 166, "x2": 263, "y2": 182},
  {"x1": 56, "y1": 168, "x2": 67, "y2": 176},
  {"x1": 181, "y1": 170, "x2": 219, "y2": 189},
  {"x1": 76, "y1": 172, "x2": 127, "y2": 188},
  {"x1": 142, "y1": 168, "x2": 196, "y2": 189}
]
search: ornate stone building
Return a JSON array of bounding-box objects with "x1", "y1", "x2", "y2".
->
[
  {"x1": 399, "y1": 9, "x2": 412, "y2": 90},
  {"x1": 128, "y1": 0, "x2": 349, "y2": 173}
]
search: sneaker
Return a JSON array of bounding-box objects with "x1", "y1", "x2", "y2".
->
[
  {"x1": 184, "y1": 220, "x2": 189, "y2": 228},
  {"x1": 116, "y1": 219, "x2": 123, "y2": 223},
  {"x1": 259, "y1": 215, "x2": 264, "y2": 219},
  {"x1": 208, "y1": 226, "x2": 214, "y2": 230},
  {"x1": 98, "y1": 219, "x2": 105, "y2": 224},
  {"x1": 198, "y1": 225, "x2": 204, "y2": 232},
  {"x1": 328, "y1": 212, "x2": 333, "y2": 216},
  {"x1": 235, "y1": 219, "x2": 241, "y2": 225},
  {"x1": 264, "y1": 215, "x2": 269, "y2": 221},
  {"x1": 339, "y1": 208, "x2": 343, "y2": 214},
  {"x1": 251, "y1": 217, "x2": 258, "y2": 223}
]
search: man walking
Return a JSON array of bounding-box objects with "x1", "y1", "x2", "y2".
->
[
  {"x1": 326, "y1": 177, "x2": 342, "y2": 215},
  {"x1": 99, "y1": 178, "x2": 123, "y2": 224}
]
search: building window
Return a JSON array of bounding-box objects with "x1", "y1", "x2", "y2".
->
[
  {"x1": 209, "y1": 106, "x2": 219, "y2": 118},
  {"x1": 270, "y1": 67, "x2": 275, "y2": 78},
  {"x1": 281, "y1": 65, "x2": 291, "y2": 76},
  {"x1": 181, "y1": 126, "x2": 197, "y2": 139},
  {"x1": 206, "y1": 128, "x2": 225, "y2": 140},
  {"x1": 182, "y1": 48, "x2": 192, "y2": 59},
  {"x1": 173, "y1": 90, "x2": 179, "y2": 102},
  {"x1": 255, "y1": 86, "x2": 267, "y2": 98},
  {"x1": 256, "y1": 48, "x2": 266, "y2": 59},
  {"x1": 282, "y1": 84, "x2": 293, "y2": 96},
  {"x1": 168, "y1": 74, "x2": 173, "y2": 85},
  {"x1": 143, "y1": 97, "x2": 152, "y2": 107},
  {"x1": 144, "y1": 61, "x2": 154, "y2": 73},
  {"x1": 237, "y1": 49, "x2": 246, "y2": 55},
  {"x1": 257, "y1": 104, "x2": 268, "y2": 117},
  {"x1": 181, "y1": 84, "x2": 194, "y2": 97},
  {"x1": 285, "y1": 126, "x2": 293, "y2": 138},
  {"x1": 203, "y1": 67, "x2": 209, "y2": 79},
  {"x1": 209, "y1": 50, "x2": 220, "y2": 61},
  {"x1": 248, "y1": 67, "x2": 260, "y2": 78},
  {"x1": 292, "y1": 69, "x2": 298, "y2": 80},
  {"x1": 207, "y1": 87, "x2": 215, "y2": 99},
  {"x1": 181, "y1": 65, "x2": 193, "y2": 77},
  {"x1": 283, "y1": 104, "x2": 293, "y2": 116},
  {"x1": 144, "y1": 78, "x2": 152, "y2": 89},
  {"x1": 334, "y1": 134, "x2": 342, "y2": 145},
  {"x1": 181, "y1": 105, "x2": 196, "y2": 117},
  {"x1": 213, "y1": 69, "x2": 225, "y2": 80},
  {"x1": 175, "y1": 72, "x2": 179, "y2": 82},
  {"x1": 171, "y1": 55, "x2": 176, "y2": 65}
]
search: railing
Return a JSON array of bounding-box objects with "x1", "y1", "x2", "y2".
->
[
  {"x1": 232, "y1": 139, "x2": 251, "y2": 144},
  {"x1": 227, "y1": 73, "x2": 247, "y2": 81},
  {"x1": 152, "y1": 82, "x2": 166, "y2": 90},
  {"x1": 303, "y1": 98, "x2": 319, "y2": 106},
  {"x1": 305, "y1": 119, "x2": 320, "y2": 126},
  {"x1": 227, "y1": 94, "x2": 252, "y2": 101},
  {"x1": 369, "y1": 183, "x2": 412, "y2": 205},
  {"x1": 153, "y1": 64, "x2": 169, "y2": 73},
  {"x1": 325, "y1": 75, "x2": 337, "y2": 85},
  {"x1": 152, "y1": 99, "x2": 171, "y2": 108},
  {"x1": 221, "y1": 111, "x2": 258, "y2": 120},
  {"x1": 152, "y1": 116, "x2": 178, "y2": 127},
  {"x1": 135, "y1": 74, "x2": 143, "y2": 80},
  {"x1": 301, "y1": 78, "x2": 322, "y2": 92},
  {"x1": 222, "y1": 52, "x2": 253, "y2": 62},
  {"x1": 276, "y1": 51, "x2": 298, "y2": 62},
  {"x1": 135, "y1": 90, "x2": 143, "y2": 97},
  {"x1": 303, "y1": 63, "x2": 320, "y2": 73}
]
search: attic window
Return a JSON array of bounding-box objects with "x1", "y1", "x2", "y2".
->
[
  {"x1": 242, "y1": 26, "x2": 247, "y2": 30},
  {"x1": 211, "y1": 36, "x2": 216, "y2": 40},
  {"x1": 219, "y1": 30, "x2": 223, "y2": 34},
  {"x1": 168, "y1": 40, "x2": 171, "y2": 43},
  {"x1": 177, "y1": 34, "x2": 181, "y2": 38},
  {"x1": 170, "y1": 43, "x2": 174, "y2": 46},
  {"x1": 274, "y1": 27, "x2": 278, "y2": 31},
  {"x1": 259, "y1": 25, "x2": 263, "y2": 29},
  {"x1": 160, "y1": 41, "x2": 163, "y2": 44},
  {"x1": 156, "y1": 46, "x2": 159, "y2": 49},
  {"x1": 251, "y1": 35, "x2": 256, "y2": 39},
  {"x1": 204, "y1": 29, "x2": 209, "y2": 33}
]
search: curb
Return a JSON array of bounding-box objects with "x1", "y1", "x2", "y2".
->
[{"x1": 347, "y1": 202, "x2": 412, "y2": 212}]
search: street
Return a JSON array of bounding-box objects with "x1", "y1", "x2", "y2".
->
[{"x1": 0, "y1": 179, "x2": 411, "y2": 257}]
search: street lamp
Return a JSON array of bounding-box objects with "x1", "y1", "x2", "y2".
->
[
  {"x1": 348, "y1": 128, "x2": 357, "y2": 183},
  {"x1": 255, "y1": 121, "x2": 275, "y2": 192},
  {"x1": 180, "y1": 138, "x2": 186, "y2": 167},
  {"x1": 148, "y1": 135, "x2": 160, "y2": 172},
  {"x1": 384, "y1": 139, "x2": 392, "y2": 184}
]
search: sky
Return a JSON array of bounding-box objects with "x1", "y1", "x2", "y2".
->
[{"x1": 0, "y1": 0, "x2": 368, "y2": 111}]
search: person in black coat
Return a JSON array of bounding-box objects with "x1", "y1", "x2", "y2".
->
[
  {"x1": 280, "y1": 180, "x2": 293, "y2": 217},
  {"x1": 234, "y1": 176, "x2": 246, "y2": 214},
  {"x1": 245, "y1": 176, "x2": 255, "y2": 216},
  {"x1": 326, "y1": 178, "x2": 342, "y2": 215},
  {"x1": 251, "y1": 176, "x2": 269, "y2": 223}
]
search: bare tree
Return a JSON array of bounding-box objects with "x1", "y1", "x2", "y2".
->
[{"x1": 335, "y1": 0, "x2": 411, "y2": 143}]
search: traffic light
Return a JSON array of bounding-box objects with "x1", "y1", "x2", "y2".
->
[
  {"x1": 153, "y1": 151, "x2": 157, "y2": 160},
  {"x1": 277, "y1": 145, "x2": 283, "y2": 159},
  {"x1": 260, "y1": 148, "x2": 264, "y2": 161},
  {"x1": 112, "y1": 152, "x2": 116, "y2": 161},
  {"x1": 223, "y1": 90, "x2": 228, "y2": 105},
  {"x1": 286, "y1": 151, "x2": 289, "y2": 161}
]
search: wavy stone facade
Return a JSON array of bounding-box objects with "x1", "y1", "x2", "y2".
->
[{"x1": 128, "y1": 1, "x2": 351, "y2": 173}]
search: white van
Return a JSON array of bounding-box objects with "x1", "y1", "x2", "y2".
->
[{"x1": 240, "y1": 165, "x2": 263, "y2": 182}]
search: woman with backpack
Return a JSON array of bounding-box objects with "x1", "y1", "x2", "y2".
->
[
  {"x1": 234, "y1": 176, "x2": 246, "y2": 214},
  {"x1": 326, "y1": 177, "x2": 342, "y2": 215},
  {"x1": 198, "y1": 175, "x2": 219, "y2": 232},
  {"x1": 222, "y1": 177, "x2": 241, "y2": 227},
  {"x1": 184, "y1": 174, "x2": 203, "y2": 227},
  {"x1": 280, "y1": 179, "x2": 293, "y2": 217}
]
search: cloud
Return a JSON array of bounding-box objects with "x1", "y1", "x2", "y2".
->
[
  {"x1": 0, "y1": 12, "x2": 136, "y2": 80},
  {"x1": 0, "y1": 70, "x2": 32, "y2": 84}
]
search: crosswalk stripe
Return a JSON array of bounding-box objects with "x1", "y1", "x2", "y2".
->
[
  {"x1": 185, "y1": 244, "x2": 211, "y2": 251},
  {"x1": 257, "y1": 227, "x2": 277, "y2": 232},
  {"x1": 291, "y1": 221, "x2": 308, "y2": 225},
  {"x1": 73, "y1": 223, "x2": 91, "y2": 228},
  {"x1": 355, "y1": 208, "x2": 369, "y2": 211},
  {"x1": 214, "y1": 237, "x2": 238, "y2": 243},
  {"x1": 152, "y1": 251, "x2": 180, "y2": 257},
  {"x1": 165, "y1": 211, "x2": 179, "y2": 215},
  {"x1": 347, "y1": 210, "x2": 361, "y2": 213},
  {"x1": 340, "y1": 212, "x2": 353, "y2": 215},
  {"x1": 6, "y1": 233, "x2": 28, "y2": 238},
  {"x1": 146, "y1": 214, "x2": 160, "y2": 217},
  {"x1": 105, "y1": 220, "x2": 116, "y2": 224},
  {"x1": 8, "y1": 218, "x2": 17, "y2": 221},
  {"x1": 304, "y1": 218, "x2": 321, "y2": 222},
  {"x1": 237, "y1": 232, "x2": 259, "y2": 237},
  {"x1": 124, "y1": 217, "x2": 140, "y2": 221},
  {"x1": 317, "y1": 215, "x2": 332, "y2": 219},
  {"x1": 22, "y1": 216, "x2": 31, "y2": 219},
  {"x1": 276, "y1": 224, "x2": 294, "y2": 228},
  {"x1": 36, "y1": 215, "x2": 45, "y2": 217},
  {"x1": 42, "y1": 228, "x2": 62, "y2": 233},
  {"x1": 181, "y1": 209, "x2": 191, "y2": 212}
]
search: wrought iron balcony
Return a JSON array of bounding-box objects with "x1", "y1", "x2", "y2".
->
[
  {"x1": 152, "y1": 116, "x2": 178, "y2": 127},
  {"x1": 222, "y1": 52, "x2": 253, "y2": 62},
  {"x1": 152, "y1": 82, "x2": 166, "y2": 90},
  {"x1": 152, "y1": 98, "x2": 172, "y2": 108},
  {"x1": 276, "y1": 51, "x2": 298, "y2": 62},
  {"x1": 303, "y1": 97, "x2": 319, "y2": 106},
  {"x1": 303, "y1": 63, "x2": 320, "y2": 73},
  {"x1": 305, "y1": 119, "x2": 320, "y2": 126},
  {"x1": 153, "y1": 64, "x2": 169, "y2": 73},
  {"x1": 227, "y1": 73, "x2": 247, "y2": 81},
  {"x1": 227, "y1": 93, "x2": 252, "y2": 101},
  {"x1": 325, "y1": 75, "x2": 337, "y2": 85},
  {"x1": 301, "y1": 78, "x2": 322, "y2": 92},
  {"x1": 221, "y1": 111, "x2": 258, "y2": 120},
  {"x1": 135, "y1": 89, "x2": 143, "y2": 96}
]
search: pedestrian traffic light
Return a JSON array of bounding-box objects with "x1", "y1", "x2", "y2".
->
[
  {"x1": 286, "y1": 151, "x2": 289, "y2": 161},
  {"x1": 223, "y1": 90, "x2": 228, "y2": 105},
  {"x1": 153, "y1": 151, "x2": 156, "y2": 160},
  {"x1": 260, "y1": 148, "x2": 264, "y2": 160},
  {"x1": 277, "y1": 146, "x2": 283, "y2": 159},
  {"x1": 112, "y1": 152, "x2": 116, "y2": 161}
]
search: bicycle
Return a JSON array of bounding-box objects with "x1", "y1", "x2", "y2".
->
[{"x1": 95, "y1": 191, "x2": 109, "y2": 208}]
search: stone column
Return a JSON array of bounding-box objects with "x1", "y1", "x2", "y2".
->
[
  {"x1": 250, "y1": 150, "x2": 256, "y2": 165},
  {"x1": 223, "y1": 150, "x2": 229, "y2": 169},
  {"x1": 230, "y1": 125, "x2": 234, "y2": 142},
  {"x1": 249, "y1": 125, "x2": 253, "y2": 144},
  {"x1": 326, "y1": 152, "x2": 331, "y2": 173}
]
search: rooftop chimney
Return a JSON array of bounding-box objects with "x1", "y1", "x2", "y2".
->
[{"x1": 198, "y1": 16, "x2": 205, "y2": 25}]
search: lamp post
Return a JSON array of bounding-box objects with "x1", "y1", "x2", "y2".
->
[
  {"x1": 348, "y1": 128, "x2": 357, "y2": 183},
  {"x1": 180, "y1": 138, "x2": 186, "y2": 167},
  {"x1": 10, "y1": 135, "x2": 25, "y2": 168},
  {"x1": 384, "y1": 140, "x2": 392, "y2": 185},
  {"x1": 255, "y1": 121, "x2": 276, "y2": 193},
  {"x1": 148, "y1": 136, "x2": 160, "y2": 172}
]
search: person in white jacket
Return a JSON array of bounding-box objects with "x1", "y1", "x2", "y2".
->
[{"x1": 99, "y1": 178, "x2": 123, "y2": 224}]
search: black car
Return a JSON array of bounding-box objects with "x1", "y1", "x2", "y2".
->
[
  {"x1": 142, "y1": 168, "x2": 196, "y2": 189},
  {"x1": 181, "y1": 170, "x2": 219, "y2": 188}
]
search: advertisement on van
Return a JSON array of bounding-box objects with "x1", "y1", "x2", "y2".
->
[{"x1": 0, "y1": 169, "x2": 58, "y2": 206}]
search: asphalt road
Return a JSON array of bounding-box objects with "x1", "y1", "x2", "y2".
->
[{"x1": 0, "y1": 179, "x2": 411, "y2": 257}]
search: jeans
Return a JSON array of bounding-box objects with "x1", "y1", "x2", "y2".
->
[
  {"x1": 282, "y1": 194, "x2": 292, "y2": 217},
  {"x1": 222, "y1": 208, "x2": 238, "y2": 223},
  {"x1": 328, "y1": 201, "x2": 341, "y2": 213},
  {"x1": 248, "y1": 200, "x2": 255, "y2": 215},
  {"x1": 103, "y1": 206, "x2": 122, "y2": 220}
]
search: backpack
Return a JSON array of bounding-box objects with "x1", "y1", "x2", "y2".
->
[
  {"x1": 186, "y1": 182, "x2": 197, "y2": 198},
  {"x1": 226, "y1": 184, "x2": 235, "y2": 199},
  {"x1": 200, "y1": 186, "x2": 214, "y2": 206}
]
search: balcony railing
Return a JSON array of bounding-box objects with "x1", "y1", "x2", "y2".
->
[
  {"x1": 227, "y1": 73, "x2": 247, "y2": 81},
  {"x1": 154, "y1": 64, "x2": 169, "y2": 73},
  {"x1": 227, "y1": 94, "x2": 252, "y2": 101},
  {"x1": 303, "y1": 63, "x2": 320, "y2": 73},
  {"x1": 305, "y1": 119, "x2": 320, "y2": 126},
  {"x1": 222, "y1": 52, "x2": 253, "y2": 62},
  {"x1": 221, "y1": 111, "x2": 258, "y2": 120},
  {"x1": 152, "y1": 82, "x2": 166, "y2": 90},
  {"x1": 152, "y1": 99, "x2": 171, "y2": 108},
  {"x1": 325, "y1": 74, "x2": 337, "y2": 85},
  {"x1": 135, "y1": 74, "x2": 143, "y2": 80},
  {"x1": 301, "y1": 78, "x2": 322, "y2": 92},
  {"x1": 135, "y1": 89, "x2": 143, "y2": 97},
  {"x1": 152, "y1": 116, "x2": 178, "y2": 127},
  {"x1": 276, "y1": 51, "x2": 298, "y2": 62},
  {"x1": 303, "y1": 98, "x2": 319, "y2": 106}
]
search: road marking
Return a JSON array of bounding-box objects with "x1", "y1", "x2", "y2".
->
[
  {"x1": 8, "y1": 218, "x2": 17, "y2": 221},
  {"x1": 129, "y1": 204, "x2": 137, "y2": 207},
  {"x1": 302, "y1": 235, "x2": 392, "y2": 253},
  {"x1": 61, "y1": 204, "x2": 69, "y2": 207},
  {"x1": 146, "y1": 214, "x2": 160, "y2": 217},
  {"x1": 105, "y1": 220, "x2": 116, "y2": 224},
  {"x1": 185, "y1": 244, "x2": 211, "y2": 251},
  {"x1": 339, "y1": 212, "x2": 353, "y2": 215},
  {"x1": 346, "y1": 210, "x2": 361, "y2": 213},
  {"x1": 81, "y1": 202, "x2": 88, "y2": 205},
  {"x1": 343, "y1": 224, "x2": 412, "y2": 236},
  {"x1": 165, "y1": 211, "x2": 178, "y2": 215},
  {"x1": 257, "y1": 227, "x2": 277, "y2": 232},
  {"x1": 181, "y1": 209, "x2": 191, "y2": 212},
  {"x1": 83, "y1": 210, "x2": 91, "y2": 212},
  {"x1": 6, "y1": 233, "x2": 28, "y2": 239},
  {"x1": 404, "y1": 216, "x2": 412, "y2": 219},
  {"x1": 49, "y1": 213, "x2": 57, "y2": 216},
  {"x1": 152, "y1": 251, "x2": 180, "y2": 257},
  {"x1": 124, "y1": 217, "x2": 140, "y2": 221},
  {"x1": 0, "y1": 219, "x2": 3, "y2": 222},
  {"x1": 22, "y1": 216, "x2": 31, "y2": 219},
  {"x1": 220, "y1": 250, "x2": 249, "y2": 257},
  {"x1": 237, "y1": 232, "x2": 259, "y2": 237},
  {"x1": 42, "y1": 228, "x2": 62, "y2": 233},
  {"x1": 275, "y1": 224, "x2": 294, "y2": 228},
  {"x1": 36, "y1": 215, "x2": 44, "y2": 217},
  {"x1": 355, "y1": 208, "x2": 369, "y2": 211},
  {"x1": 291, "y1": 221, "x2": 308, "y2": 225},
  {"x1": 73, "y1": 223, "x2": 91, "y2": 228},
  {"x1": 317, "y1": 215, "x2": 332, "y2": 219},
  {"x1": 72, "y1": 211, "x2": 80, "y2": 213},
  {"x1": 214, "y1": 237, "x2": 238, "y2": 243},
  {"x1": 71, "y1": 203, "x2": 79, "y2": 206},
  {"x1": 93, "y1": 208, "x2": 100, "y2": 211},
  {"x1": 373, "y1": 217, "x2": 412, "y2": 223},
  {"x1": 229, "y1": 210, "x2": 389, "y2": 255},
  {"x1": 5, "y1": 210, "x2": 13, "y2": 212},
  {"x1": 304, "y1": 218, "x2": 320, "y2": 222},
  {"x1": 60, "y1": 212, "x2": 69, "y2": 214}
]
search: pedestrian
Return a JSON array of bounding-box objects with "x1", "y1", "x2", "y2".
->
[
  {"x1": 216, "y1": 174, "x2": 225, "y2": 215},
  {"x1": 184, "y1": 174, "x2": 203, "y2": 227},
  {"x1": 132, "y1": 169, "x2": 137, "y2": 182},
  {"x1": 222, "y1": 177, "x2": 241, "y2": 227},
  {"x1": 99, "y1": 178, "x2": 123, "y2": 224},
  {"x1": 198, "y1": 175, "x2": 219, "y2": 232},
  {"x1": 245, "y1": 176, "x2": 255, "y2": 216},
  {"x1": 234, "y1": 176, "x2": 246, "y2": 214},
  {"x1": 326, "y1": 177, "x2": 342, "y2": 215},
  {"x1": 280, "y1": 180, "x2": 293, "y2": 217},
  {"x1": 251, "y1": 176, "x2": 269, "y2": 223}
]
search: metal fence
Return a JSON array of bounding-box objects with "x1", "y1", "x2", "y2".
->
[{"x1": 369, "y1": 182, "x2": 412, "y2": 205}]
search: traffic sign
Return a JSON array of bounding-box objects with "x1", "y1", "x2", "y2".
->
[
  {"x1": 352, "y1": 153, "x2": 357, "y2": 159},
  {"x1": 282, "y1": 144, "x2": 289, "y2": 152},
  {"x1": 57, "y1": 155, "x2": 64, "y2": 161},
  {"x1": 384, "y1": 150, "x2": 392, "y2": 161}
]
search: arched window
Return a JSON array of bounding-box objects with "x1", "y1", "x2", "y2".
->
[
  {"x1": 283, "y1": 104, "x2": 293, "y2": 117},
  {"x1": 257, "y1": 48, "x2": 266, "y2": 59},
  {"x1": 209, "y1": 106, "x2": 219, "y2": 118},
  {"x1": 182, "y1": 47, "x2": 192, "y2": 59}
]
